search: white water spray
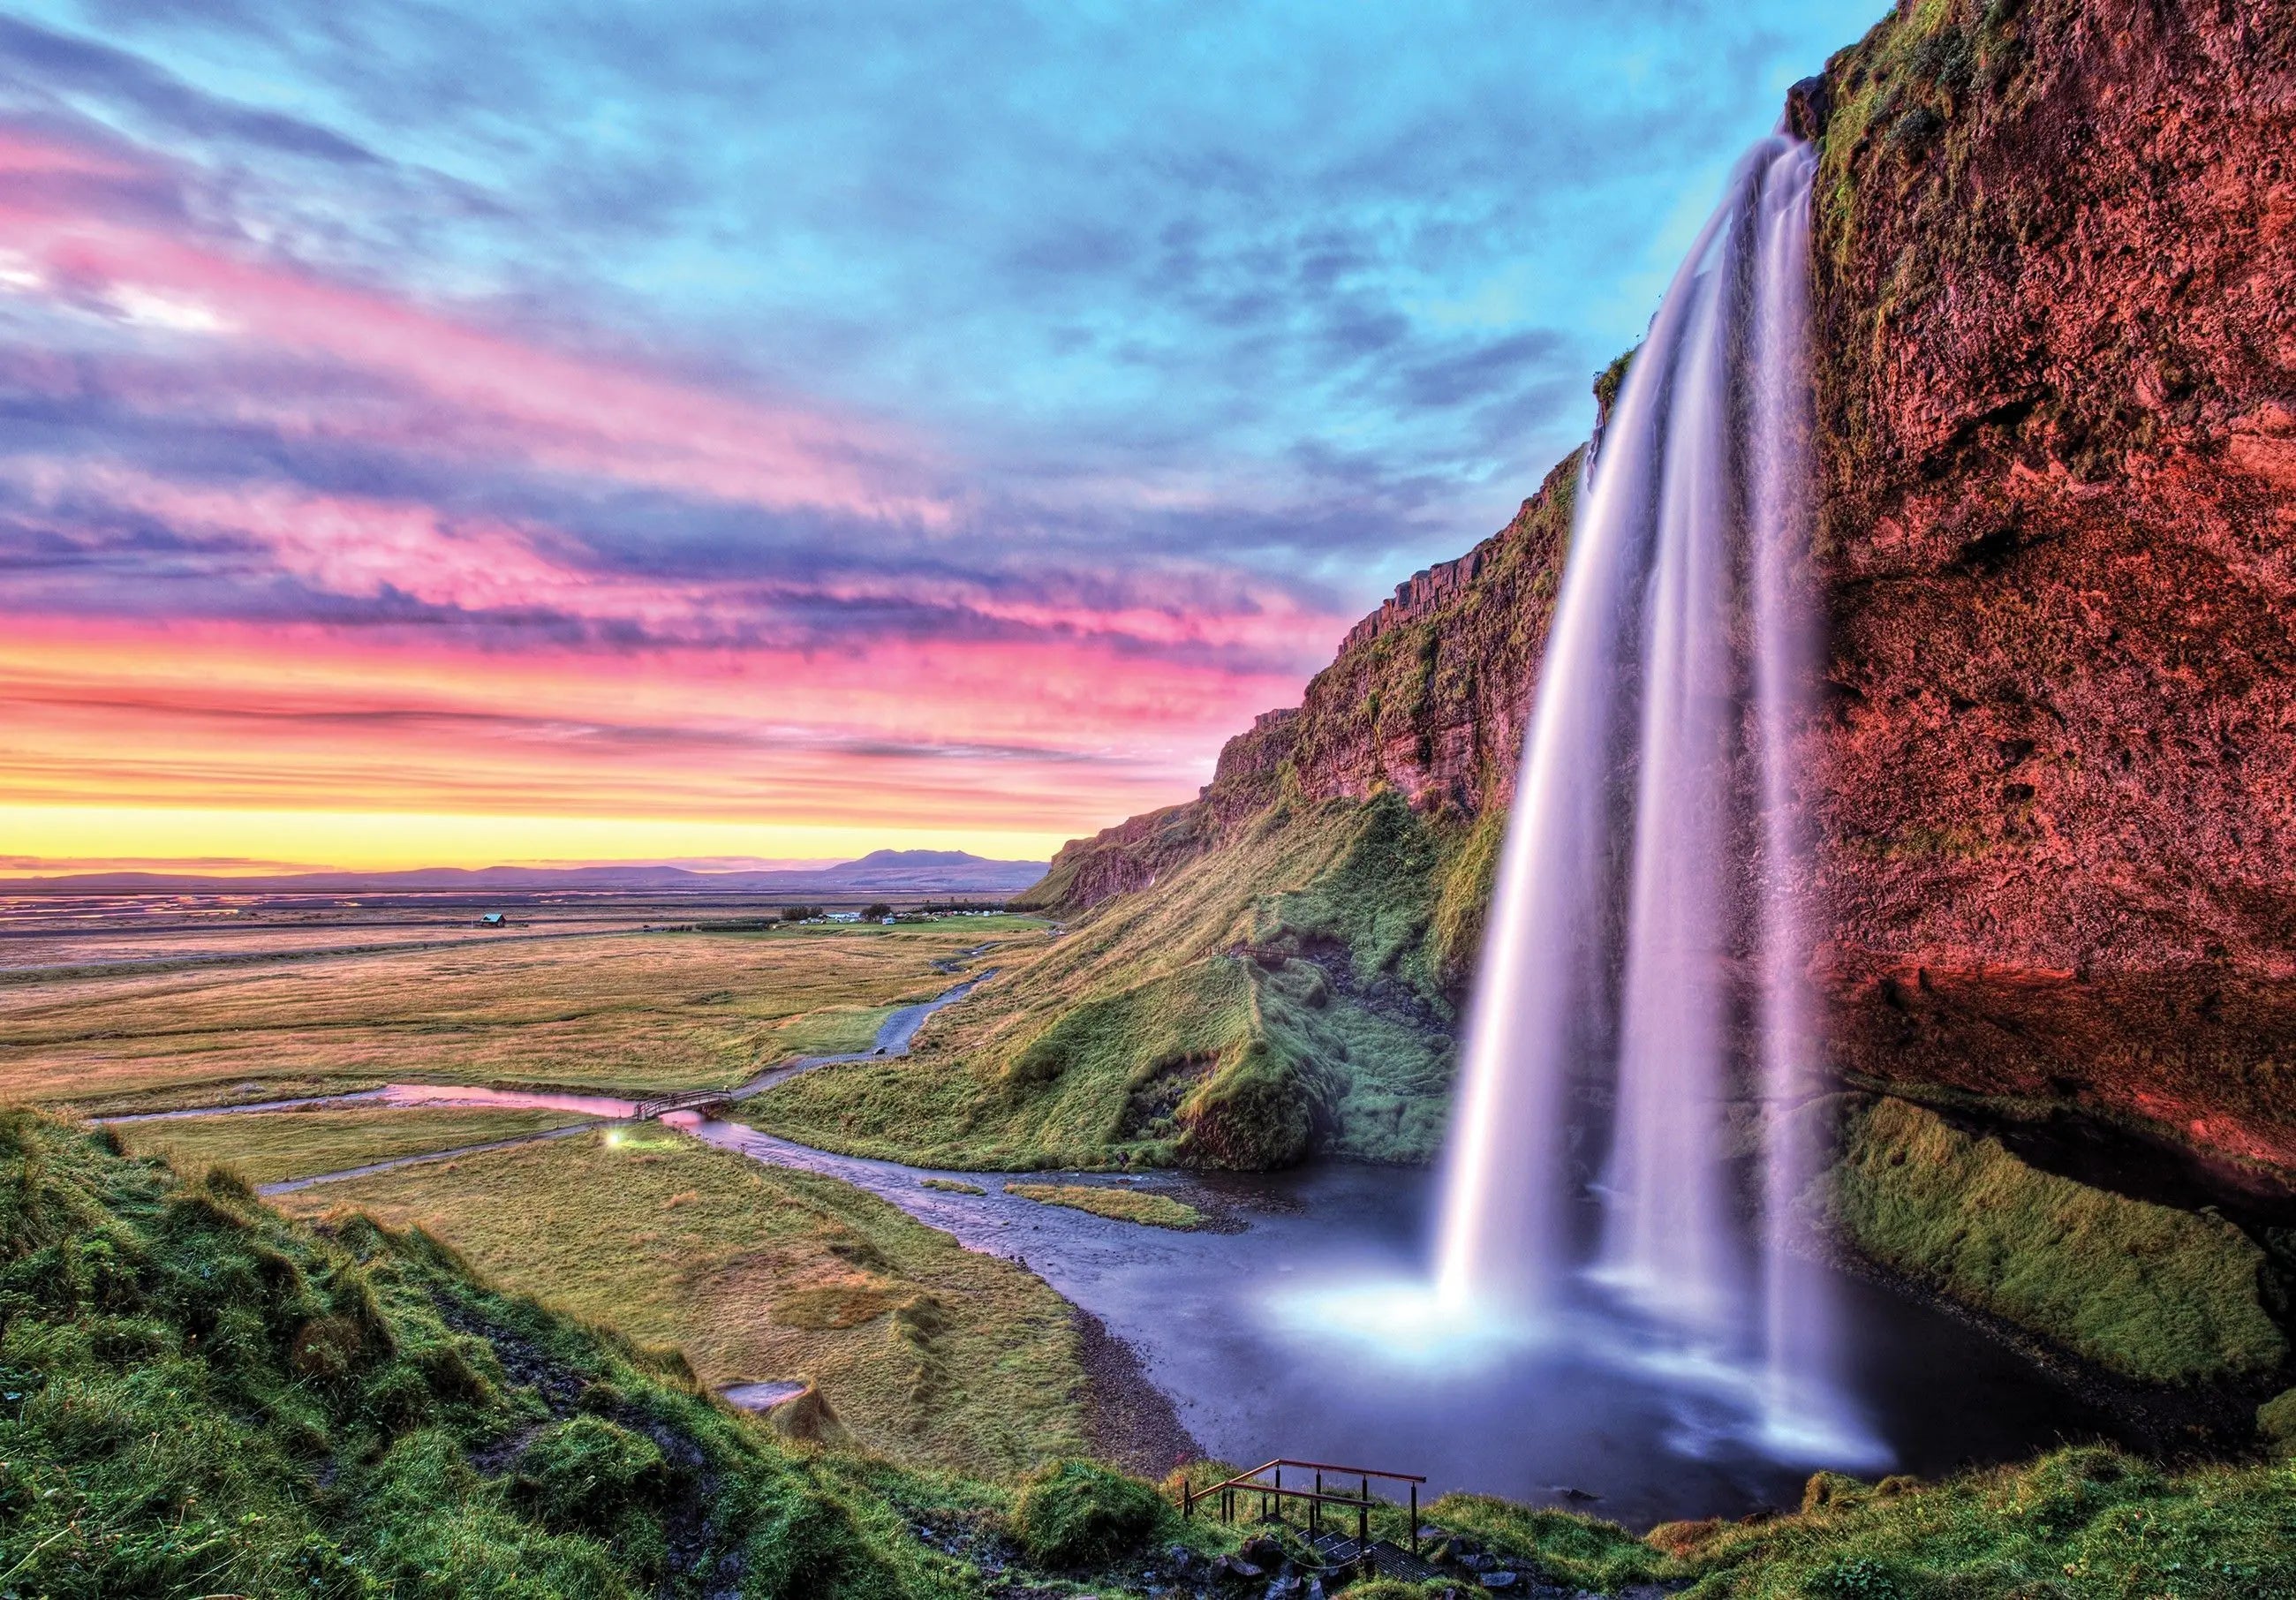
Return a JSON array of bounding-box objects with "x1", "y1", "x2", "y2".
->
[{"x1": 1432, "y1": 133, "x2": 1875, "y2": 1458}]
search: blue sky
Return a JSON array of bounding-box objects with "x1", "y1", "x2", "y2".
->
[{"x1": 0, "y1": 0, "x2": 1883, "y2": 866}]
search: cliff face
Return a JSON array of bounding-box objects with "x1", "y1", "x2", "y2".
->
[
  {"x1": 1803, "y1": 0, "x2": 2296, "y2": 1200},
  {"x1": 1017, "y1": 0, "x2": 2296, "y2": 1207},
  {"x1": 1027, "y1": 457, "x2": 1576, "y2": 917}
]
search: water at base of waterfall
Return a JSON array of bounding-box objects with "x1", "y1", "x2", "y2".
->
[{"x1": 1429, "y1": 131, "x2": 1884, "y2": 1466}]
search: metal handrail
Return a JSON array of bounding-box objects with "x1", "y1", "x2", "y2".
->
[{"x1": 1179, "y1": 1458, "x2": 1424, "y2": 1557}]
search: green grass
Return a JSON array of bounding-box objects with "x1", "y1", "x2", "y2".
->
[
  {"x1": 1406, "y1": 1448, "x2": 2296, "y2": 1599},
  {"x1": 113, "y1": 1105, "x2": 594, "y2": 1185},
  {"x1": 15, "y1": 1105, "x2": 2296, "y2": 1598},
  {"x1": 764, "y1": 1004, "x2": 902, "y2": 1058},
  {"x1": 0, "y1": 920, "x2": 1049, "y2": 1116},
  {"x1": 751, "y1": 791, "x2": 1463, "y2": 1172},
  {"x1": 271, "y1": 1125, "x2": 1089, "y2": 1476},
  {"x1": 1010, "y1": 1458, "x2": 1174, "y2": 1568},
  {"x1": 0, "y1": 1107, "x2": 992, "y2": 1597},
  {"x1": 918, "y1": 1178, "x2": 985, "y2": 1195},
  {"x1": 1826, "y1": 1098, "x2": 2285, "y2": 1384},
  {"x1": 1658, "y1": 1447, "x2": 2296, "y2": 1598},
  {"x1": 1002, "y1": 1182, "x2": 1201, "y2": 1231}
]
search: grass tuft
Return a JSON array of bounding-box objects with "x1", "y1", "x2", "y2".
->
[
  {"x1": 1002, "y1": 1182, "x2": 1202, "y2": 1230},
  {"x1": 1010, "y1": 1457, "x2": 1174, "y2": 1568}
]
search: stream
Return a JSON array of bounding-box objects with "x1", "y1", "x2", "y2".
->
[{"x1": 107, "y1": 973, "x2": 2127, "y2": 1528}]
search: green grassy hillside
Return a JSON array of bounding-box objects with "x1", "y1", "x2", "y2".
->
[
  {"x1": 752, "y1": 788, "x2": 1478, "y2": 1171},
  {"x1": 759, "y1": 457, "x2": 1575, "y2": 1177},
  {"x1": 0, "y1": 1109, "x2": 989, "y2": 1597}
]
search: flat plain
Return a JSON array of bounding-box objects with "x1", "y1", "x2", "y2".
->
[{"x1": 2, "y1": 915, "x2": 1050, "y2": 1115}]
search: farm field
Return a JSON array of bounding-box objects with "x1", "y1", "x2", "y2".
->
[
  {"x1": 0, "y1": 915, "x2": 1051, "y2": 1116},
  {"x1": 273, "y1": 1123, "x2": 1091, "y2": 1476}
]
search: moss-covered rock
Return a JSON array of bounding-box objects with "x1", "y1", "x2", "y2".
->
[
  {"x1": 1827, "y1": 1098, "x2": 2285, "y2": 1383},
  {"x1": 2258, "y1": 1387, "x2": 2296, "y2": 1457},
  {"x1": 1009, "y1": 1457, "x2": 1173, "y2": 1568}
]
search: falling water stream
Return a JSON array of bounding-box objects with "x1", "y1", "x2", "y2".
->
[
  {"x1": 101, "y1": 133, "x2": 2134, "y2": 1513},
  {"x1": 1431, "y1": 132, "x2": 1880, "y2": 1462}
]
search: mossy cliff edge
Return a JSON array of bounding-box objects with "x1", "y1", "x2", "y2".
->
[{"x1": 756, "y1": 457, "x2": 1581, "y2": 1174}]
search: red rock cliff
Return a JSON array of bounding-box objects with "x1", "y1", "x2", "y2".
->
[
  {"x1": 1023, "y1": 0, "x2": 2296, "y2": 1202},
  {"x1": 1803, "y1": 0, "x2": 2296, "y2": 1196}
]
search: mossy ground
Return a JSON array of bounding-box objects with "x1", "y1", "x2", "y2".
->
[
  {"x1": 0, "y1": 1108, "x2": 995, "y2": 1597},
  {"x1": 270, "y1": 1125, "x2": 1089, "y2": 1476},
  {"x1": 19, "y1": 1106, "x2": 2296, "y2": 1596},
  {"x1": 1003, "y1": 1182, "x2": 1201, "y2": 1230},
  {"x1": 1826, "y1": 1097, "x2": 2285, "y2": 1385},
  {"x1": 753, "y1": 790, "x2": 1471, "y2": 1172},
  {"x1": 114, "y1": 1105, "x2": 594, "y2": 1185},
  {"x1": 1179, "y1": 1448, "x2": 2296, "y2": 1598}
]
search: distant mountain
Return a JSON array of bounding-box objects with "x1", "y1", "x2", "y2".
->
[{"x1": 0, "y1": 851, "x2": 1049, "y2": 896}]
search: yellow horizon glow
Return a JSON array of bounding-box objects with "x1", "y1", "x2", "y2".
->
[{"x1": 0, "y1": 804, "x2": 1071, "y2": 875}]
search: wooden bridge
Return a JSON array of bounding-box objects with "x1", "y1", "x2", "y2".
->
[
  {"x1": 1180, "y1": 1458, "x2": 1435, "y2": 1579},
  {"x1": 629, "y1": 1091, "x2": 736, "y2": 1121}
]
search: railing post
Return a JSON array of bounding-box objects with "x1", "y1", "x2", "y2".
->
[
  {"x1": 1357, "y1": 1494, "x2": 1368, "y2": 1551},
  {"x1": 1409, "y1": 1483, "x2": 1418, "y2": 1556},
  {"x1": 1273, "y1": 1465, "x2": 1282, "y2": 1524},
  {"x1": 1313, "y1": 1471, "x2": 1323, "y2": 1535},
  {"x1": 1182, "y1": 1483, "x2": 1193, "y2": 1520}
]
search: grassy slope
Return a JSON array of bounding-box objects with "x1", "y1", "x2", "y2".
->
[
  {"x1": 17, "y1": 1107, "x2": 2296, "y2": 1597},
  {"x1": 749, "y1": 467, "x2": 1579, "y2": 1178},
  {"x1": 272, "y1": 1126, "x2": 1088, "y2": 1478},
  {"x1": 751, "y1": 790, "x2": 1470, "y2": 1171},
  {"x1": 0, "y1": 1110, "x2": 996, "y2": 1598},
  {"x1": 115, "y1": 1106, "x2": 594, "y2": 1186},
  {"x1": 1826, "y1": 1098, "x2": 2285, "y2": 1385},
  {"x1": 1424, "y1": 1447, "x2": 2296, "y2": 1599},
  {"x1": 0, "y1": 921, "x2": 1039, "y2": 1116}
]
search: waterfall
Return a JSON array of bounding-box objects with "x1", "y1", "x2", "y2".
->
[{"x1": 1431, "y1": 133, "x2": 1869, "y2": 1454}]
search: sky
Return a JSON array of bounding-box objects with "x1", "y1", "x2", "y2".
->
[{"x1": 0, "y1": 0, "x2": 1878, "y2": 872}]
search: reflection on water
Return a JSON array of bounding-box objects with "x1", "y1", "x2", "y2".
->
[
  {"x1": 668, "y1": 1123, "x2": 2126, "y2": 1527},
  {"x1": 374, "y1": 1084, "x2": 639, "y2": 1119}
]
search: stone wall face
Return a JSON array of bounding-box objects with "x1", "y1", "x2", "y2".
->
[{"x1": 1803, "y1": 0, "x2": 2296, "y2": 1190}]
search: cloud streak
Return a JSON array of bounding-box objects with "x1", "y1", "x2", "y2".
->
[{"x1": 0, "y1": 0, "x2": 1881, "y2": 864}]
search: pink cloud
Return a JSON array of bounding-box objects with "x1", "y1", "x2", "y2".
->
[{"x1": 0, "y1": 128, "x2": 948, "y2": 525}]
